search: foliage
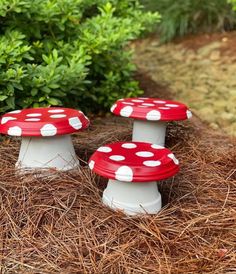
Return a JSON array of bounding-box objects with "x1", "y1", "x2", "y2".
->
[
  {"x1": 229, "y1": 0, "x2": 236, "y2": 10},
  {"x1": 0, "y1": 0, "x2": 160, "y2": 112},
  {"x1": 142, "y1": 0, "x2": 235, "y2": 42}
]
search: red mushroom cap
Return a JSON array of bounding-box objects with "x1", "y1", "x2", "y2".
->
[
  {"x1": 0, "y1": 107, "x2": 89, "y2": 137},
  {"x1": 111, "y1": 98, "x2": 192, "y2": 121},
  {"x1": 89, "y1": 142, "x2": 179, "y2": 182}
]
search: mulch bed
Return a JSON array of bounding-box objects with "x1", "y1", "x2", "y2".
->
[{"x1": 0, "y1": 75, "x2": 235, "y2": 273}]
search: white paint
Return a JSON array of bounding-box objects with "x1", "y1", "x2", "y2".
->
[
  {"x1": 154, "y1": 100, "x2": 166, "y2": 104},
  {"x1": 40, "y1": 124, "x2": 57, "y2": 136},
  {"x1": 9, "y1": 110, "x2": 21, "y2": 114},
  {"x1": 115, "y1": 166, "x2": 133, "y2": 182},
  {"x1": 142, "y1": 103, "x2": 155, "y2": 106},
  {"x1": 48, "y1": 109, "x2": 65, "y2": 113},
  {"x1": 151, "y1": 144, "x2": 164, "y2": 149},
  {"x1": 25, "y1": 118, "x2": 41, "y2": 122},
  {"x1": 8, "y1": 126, "x2": 22, "y2": 136},
  {"x1": 50, "y1": 114, "x2": 67, "y2": 118},
  {"x1": 68, "y1": 117, "x2": 82, "y2": 130},
  {"x1": 26, "y1": 113, "x2": 42, "y2": 117},
  {"x1": 121, "y1": 143, "x2": 137, "y2": 149},
  {"x1": 16, "y1": 135, "x2": 79, "y2": 171},
  {"x1": 97, "y1": 146, "x2": 112, "y2": 153},
  {"x1": 109, "y1": 155, "x2": 125, "y2": 161},
  {"x1": 132, "y1": 99, "x2": 144, "y2": 103},
  {"x1": 89, "y1": 160, "x2": 95, "y2": 170},
  {"x1": 136, "y1": 151, "x2": 154, "y2": 157},
  {"x1": 143, "y1": 160, "x2": 161, "y2": 167},
  {"x1": 168, "y1": 153, "x2": 179, "y2": 165},
  {"x1": 103, "y1": 180, "x2": 162, "y2": 215},
  {"x1": 165, "y1": 104, "x2": 178, "y2": 107},
  {"x1": 187, "y1": 110, "x2": 192, "y2": 119},
  {"x1": 132, "y1": 120, "x2": 167, "y2": 146},
  {"x1": 146, "y1": 110, "x2": 161, "y2": 121},
  {"x1": 110, "y1": 104, "x2": 117, "y2": 112},
  {"x1": 1, "y1": 117, "x2": 17, "y2": 124},
  {"x1": 120, "y1": 106, "x2": 133, "y2": 117}
]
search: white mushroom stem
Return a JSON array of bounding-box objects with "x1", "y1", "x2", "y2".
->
[
  {"x1": 16, "y1": 135, "x2": 79, "y2": 171},
  {"x1": 103, "y1": 179, "x2": 162, "y2": 215},
  {"x1": 132, "y1": 120, "x2": 167, "y2": 146}
]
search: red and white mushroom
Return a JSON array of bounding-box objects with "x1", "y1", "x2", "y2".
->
[
  {"x1": 89, "y1": 141, "x2": 179, "y2": 215},
  {"x1": 111, "y1": 98, "x2": 192, "y2": 146},
  {"x1": 0, "y1": 107, "x2": 89, "y2": 171}
]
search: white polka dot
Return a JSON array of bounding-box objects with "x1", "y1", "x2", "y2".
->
[
  {"x1": 1, "y1": 117, "x2": 17, "y2": 124},
  {"x1": 40, "y1": 124, "x2": 57, "y2": 136},
  {"x1": 154, "y1": 100, "x2": 166, "y2": 104},
  {"x1": 9, "y1": 110, "x2": 21, "y2": 114},
  {"x1": 187, "y1": 110, "x2": 192, "y2": 119},
  {"x1": 25, "y1": 118, "x2": 41, "y2": 122},
  {"x1": 139, "y1": 97, "x2": 148, "y2": 100},
  {"x1": 151, "y1": 144, "x2": 165, "y2": 149},
  {"x1": 146, "y1": 110, "x2": 161, "y2": 121},
  {"x1": 7, "y1": 126, "x2": 22, "y2": 136},
  {"x1": 50, "y1": 114, "x2": 66, "y2": 118},
  {"x1": 132, "y1": 99, "x2": 144, "y2": 103},
  {"x1": 69, "y1": 117, "x2": 82, "y2": 130},
  {"x1": 48, "y1": 109, "x2": 65, "y2": 113},
  {"x1": 97, "y1": 146, "x2": 112, "y2": 153},
  {"x1": 122, "y1": 102, "x2": 134, "y2": 105},
  {"x1": 110, "y1": 104, "x2": 117, "y2": 112},
  {"x1": 143, "y1": 160, "x2": 161, "y2": 167},
  {"x1": 109, "y1": 155, "x2": 125, "y2": 161},
  {"x1": 121, "y1": 143, "x2": 137, "y2": 149},
  {"x1": 165, "y1": 104, "x2": 179, "y2": 107},
  {"x1": 142, "y1": 103, "x2": 155, "y2": 106},
  {"x1": 26, "y1": 113, "x2": 42, "y2": 117},
  {"x1": 120, "y1": 106, "x2": 133, "y2": 117},
  {"x1": 136, "y1": 151, "x2": 154, "y2": 157},
  {"x1": 89, "y1": 160, "x2": 95, "y2": 170},
  {"x1": 118, "y1": 98, "x2": 124, "y2": 101},
  {"x1": 115, "y1": 166, "x2": 133, "y2": 182},
  {"x1": 168, "y1": 153, "x2": 179, "y2": 165},
  {"x1": 158, "y1": 107, "x2": 170, "y2": 110}
]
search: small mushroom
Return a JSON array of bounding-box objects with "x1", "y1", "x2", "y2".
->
[
  {"x1": 0, "y1": 107, "x2": 89, "y2": 171},
  {"x1": 89, "y1": 141, "x2": 179, "y2": 215},
  {"x1": 111, "y1": 98, "x2": 192, "y2": 146}
]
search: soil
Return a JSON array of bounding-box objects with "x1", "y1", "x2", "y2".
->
[
  {"x1": 0, "y1": 73, "x2": 235, "y2": 273},
  {"x1": 132, "y1": 31, "x2": 236, "y2": 136}
]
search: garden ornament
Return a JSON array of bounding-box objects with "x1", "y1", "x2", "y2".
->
[
  {"x1": 89, "y1": 141, "x2": 179, "y2": 215},
  {"x1": 0, "y1": 107, "x2": 89, "y2": 171},
  {"x1": 111, "y1": 98, "x2": 192, "y2": 146}
]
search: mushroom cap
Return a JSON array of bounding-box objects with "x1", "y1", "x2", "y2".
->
[
  {"x1": 0, "y1": 107, "x2": 90, "y2": 137},
  {"x1": 111, "y1": 98, "x2": 192, "y2": 121},
  {"x1": 89, "y1": 142, "x2": 179, "y2": 182}
]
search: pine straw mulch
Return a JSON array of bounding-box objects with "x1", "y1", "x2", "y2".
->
[{"x1": 0, "y1": 78, "x2": 236, "y2": 273}]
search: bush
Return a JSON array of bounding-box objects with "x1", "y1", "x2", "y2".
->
[
  {"x1": 229, "y1": 0, "x2": 236, "y2": 10},
  {"x1": 0, "y1": 0, "x2": 160, "y2": 112},
  {"x1": 142, "y1": 0, "x2": 235, "y2": 42}
]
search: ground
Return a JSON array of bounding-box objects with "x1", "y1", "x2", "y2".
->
[
  {"x1": 0, "y1": 71, "x2": 235, "y2": 273},
  {"x1": 133, "y1": 32, "x2": 236, "y2": 136}
]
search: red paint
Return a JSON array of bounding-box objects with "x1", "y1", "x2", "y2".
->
[
  {"x1": 0, "y1": 107, "x2": 89, "y2": 136},
  {"x1": 89, "y1": 142, "x2": 179, "y2": 182}
]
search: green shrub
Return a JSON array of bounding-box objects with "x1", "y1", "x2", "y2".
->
[
  {"x1": 142, "y1": 0, "x2": 235, "y2": 42},
  {"x1": 229, "y1": 0, "x2": 236, "y2": 10},
  {"x1": 0, "y1": 0, "x2": 160, "y2": 112}
]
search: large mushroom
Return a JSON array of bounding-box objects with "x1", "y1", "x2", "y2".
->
[
  {"x1": 0, "y1": 107, "x2": 89, "y2": 171},
  {"x1": 89, "y1": 141, "x2": 179, "y2": 215},
  {"x1": 111, "y1": 98, "x2": 192, "y2": 146}
]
